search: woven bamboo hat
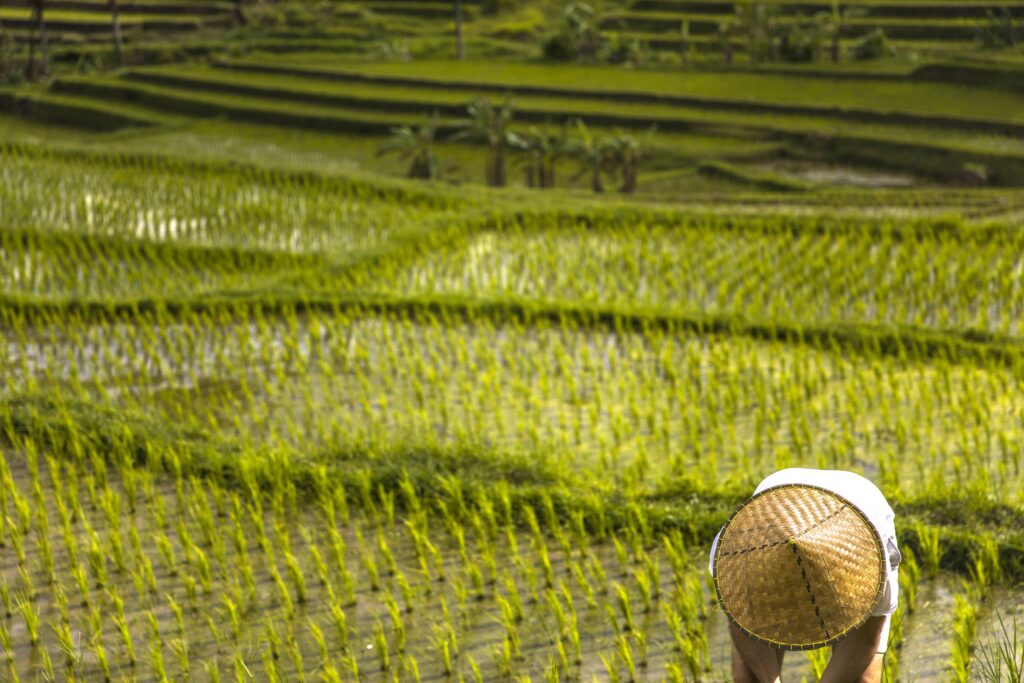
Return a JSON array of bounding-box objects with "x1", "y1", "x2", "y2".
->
[{"x1": 712, "y1": 484, "x2": 886, "y2": 650}]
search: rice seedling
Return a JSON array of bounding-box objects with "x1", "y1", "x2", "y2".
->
[
  {"x1": 14, "y1": 592, "x2": 40, "y2": 648},
  {"x1": 3, "y1": 139, "x2": 1024, "y2": 683},
  {"x1": 373, "y1": 620, "x2": 391, "y2": 671},
  {"x1": 900, "y1": 546, "x2": 922, "y2": 613},
  {"x1": 284, "y1": 551, "x2": 308, "y2": 604},
  {"x1": 807, "y1": 647, "x2": 830, "y2": 677},
  {"x1": 0, "y1": 619, "x2": 13, "y2": 668},
  {"x1": 52, "y1": 619, "x2": 80, "y2": 676},
  {"x1": 950, "y1": 583, "x2": 981, "y2": 682},
  {"x1": 974, "y1": 612, "x2": 1024, "y2": 683},
  {"x1": 613, "y1": 581, "x2": 635, "y2": 633},
  {"x1": 916, "y1": 522, "x2": 942, "y2": 580},
  {"x1": 0, "y1": 578, "x2": 11, "y2": 619}
]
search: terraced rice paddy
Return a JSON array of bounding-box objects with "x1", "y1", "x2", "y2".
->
[
  {"x1": 598, "y1": 0, "x2": 1024, "y2": 57},
  {"x1": 0, "y1": 0, "x2": 233, "y2": 49},
  {"x1": 21, "y1": 54, "x2": 1024, "y2": 196},
  {"x1": 1, "y1": 133, "x2": 1024, "y2": 682},
  {"x1": 364, "y1": 217, "x2": 1024, "y2": 334}
]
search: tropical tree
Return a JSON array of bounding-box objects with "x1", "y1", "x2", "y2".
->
[
  {"x1": 817, "y1": 0, "x2": 867, "y2": 62},
  {"x1": 377, "y1": 119, "x2": 443, "y2": 180},
  {"x1": 779, "y1": 13, "x2": 825, "y2": 62},
  {"x1": 454, "y1": 0, "x2": 465, "y2": 60},
  {"x1": 543, "y1": 1, "x2": 605, "y2": 62},
  {"x1": 110, "y1": 0, "x2": 124, "y2": 65},
  {"x1": 567, "y1": 119, "x2": 615, "y2": 193},
  {"x1": 451, "y1": 98, "x2": 518, "y2": 187},
  {"x1": 716, "y1": 19, "x2": 737, "y2": 64},
  {"x1": 734, "y1": 1, "x2": 780, "y2": 63},
  {"x1": 680, "y1": 19, "x2": 691, "y2": 62},
  {"x1": 605, "y1": 128, "x2": 653, "y2": 194},
  {"x1": 0, "y1": 22, "x2": 13, "y2": 82},
  {"x1": 975, "y1": 7, "x2": 1021, "y2": 48},
  {"x1": 514, "y1": 124, "x2": 572, "y2": 189},
  {"x1": 27, "y1": 0, "x2": 49, "y2": 80}
]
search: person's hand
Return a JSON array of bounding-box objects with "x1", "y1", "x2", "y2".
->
[{"x1": 818, "y1": 616, "x2": 885, "y2": 683}]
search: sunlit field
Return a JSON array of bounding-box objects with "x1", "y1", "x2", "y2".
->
[{"x1": 1, "y1": 125, "x2": 1023, "y2": 682}]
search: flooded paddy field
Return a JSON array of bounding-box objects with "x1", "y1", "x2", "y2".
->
[
  {"x1": 3, "y1": 438, "x2": 1018, "y2": 682},
  {"x1": 364, "y1": 222, "x2": 1024, "y2": 337},
  {"x1": 5, "y1": 307, "x2": 1024, "y2": 496},
  {"x1": 1, "y1": 144, "x2": 1022, "y2": 681}
]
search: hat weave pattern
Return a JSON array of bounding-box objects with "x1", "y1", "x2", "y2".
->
[{"x1": 713, "y1": 484, "x2": 886, "y2": 650}]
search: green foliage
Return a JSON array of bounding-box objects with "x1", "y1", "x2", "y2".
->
[
  {"x1": 378, "y1": 119, "x2": 444, "y2": 181},
  {"x1": 778, "y1": 14, "x2": 824, "y2": 63},
  {"x1": 853, "y1": 28, "x2": 895, "y2": 61},
  {"x1": 542, "y1": 2, "x2": 606, "y2": 63},
  {"x1": 974, "y1": 613, "x2": 1024, "y2": 683},
  {"x1": 451, "y1": 97, "x2": 517, "y2": 187},
  {"x1": 733, "y1": 1, "x2": 782, "y2": 63},
  {"x1": 976, "y1": 8, "x2": 1023, "y2": 49},
  {"x1": 950, "y1": 584, "x2": 980, "y2": 681}
]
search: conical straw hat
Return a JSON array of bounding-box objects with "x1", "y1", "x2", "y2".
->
[{"x1": 712, "y1": 484, "x2": 886, "y2": 650}]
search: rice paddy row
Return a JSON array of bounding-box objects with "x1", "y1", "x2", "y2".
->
[
  {"x1": 0, "y1": 149, "x2": 462, "y2": 253},
  {"x1": 16, "y1": 54, "x2": 1024, "y2": 186},
  {"x1": 5, "y1": 146, "x2": 1024, "y2": 337},
  {"x1": 1, "y1": 305, "x2": 1021, "y2": 680},
  {"x1": 9, "y1": 297, "x2": 1024, "y2": 500},
  {"x1": 2, "y1": 134, "x2": 1023, "y2": 680},
  {"x1": 10, "y1": 414, "x2": 1002, "y2": 682}
]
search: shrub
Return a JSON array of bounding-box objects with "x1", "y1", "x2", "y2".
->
[
  {"x1": 605, "y1": 34, "x2": 649, "y2": 66},
  {"x1": 779, "y1": 16, "x2": 823, "y2": 63},
  {"x1": 542, "y1": 33, "x2": 577, "y2": 61},
  {"x1": 540, "y1": 2, "x2": 605, "y2": 62},
  {"x1": 852, "y1": 28, "x2": 894, "y2": 60},
  {"x1": 976, "y1": 8, "x2": 1022, "y2": 48}
]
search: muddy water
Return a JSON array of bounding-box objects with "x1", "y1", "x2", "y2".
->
[
  {"x1": 969, "y1": 586, "x2": 1024, "y2": 682},
  {"x1": 899, "y1": 576, "x2": 958, "y2": 681},
  {"x1": 752, "y1": 161, "x2": 921, "y2": 189}
]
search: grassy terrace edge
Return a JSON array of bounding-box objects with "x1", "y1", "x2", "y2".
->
[{"x1": 5, "y1": 290, "x2": 1024, "y2": 370}]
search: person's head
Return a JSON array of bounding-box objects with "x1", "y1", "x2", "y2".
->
[{"x1": 711, "y1": 484, "x2": 886, "y2": 650}]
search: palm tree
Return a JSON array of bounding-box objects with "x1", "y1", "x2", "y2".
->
[
  {"x1": 454, "y1": 0, "x2": 465, "y2": 60},
  {"x1": 717, "y1": 19, "x2": 737, "y2": 64},
  {"x1": 110, "y1": 0, "x2": 124, "y2": 65},
  {"x1": 607, "y1": 132, "x2": 639, "y2": 194},
  {"x1": 451, "y1": 98, "x2": 518, "y2": 187},
  {"x1": 564, "y1": 1, "x2": 604, "y2": 62},
  {"x1": 568, "y1": 119, "x2": 615, "y2": 193},
  {"x1": 27, "y1": 0, "x2": 49, "y2": 80},
  {"x1": 514, "y1": 124, "x2": 572, "y2": 189},
  {"x1": 0, "y1": 22, "x2": 12, "y2": 80},
  {"x1": 817, "y1": 0, "x2": 866, "y2": 63},
  {"x1": 607, "y1": 126, "x2": 656, "y2": 194},
  {"x1": 377, "y1": 119, "x2": 442, "y2": 180},
  {"x1": 734, "y1": 1, "x2": 780, "y2": 63},
  {"x1": 679, "y1": 18, "x2": 690, "y2": 62}
]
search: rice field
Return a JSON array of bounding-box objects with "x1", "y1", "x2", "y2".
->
[
  {"x1": 1, "y1": 137, "x2": 1023, "y2": 682},
  {"x1": 359, "y1": 216, "x2": 1024, "y2": 335}
]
